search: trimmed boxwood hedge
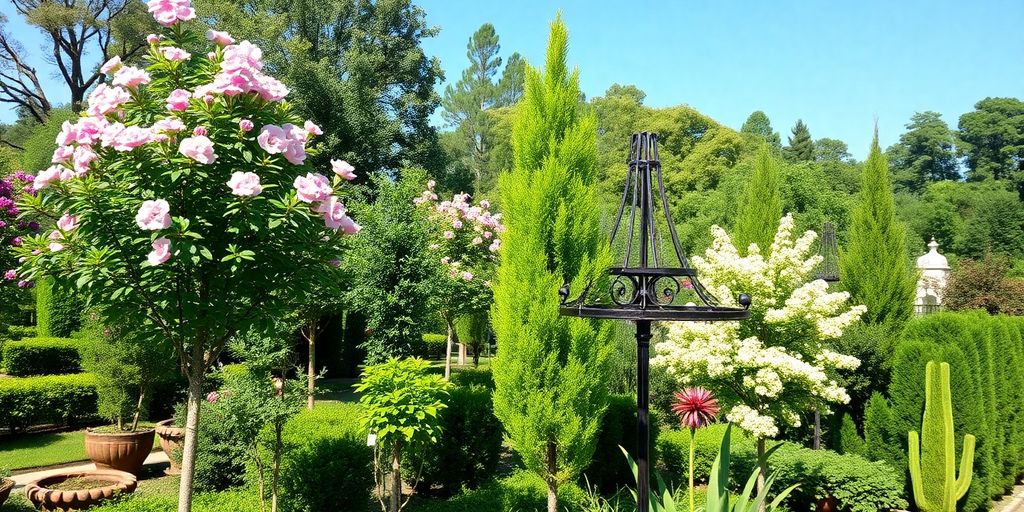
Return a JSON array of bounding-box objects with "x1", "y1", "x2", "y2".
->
[
  {"x1": 1, "y1": 337, "x2": 82, "y2": 376},
  {"x1": 0, "y1": 373, "x2": 98, "y2": 430},
  {"x1": 4, "y1": 325, "x2": 36, "y2": 340}
]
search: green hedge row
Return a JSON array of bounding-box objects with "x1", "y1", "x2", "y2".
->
[
  {"x1": 91, "y1": 490, "x2": 260, "y2": 512},
  {"x1": 0, "y1": 373, "x2": 98, "y2": 430},
  {"x1": 865, "y1": 313, "x2": 1024, "y2": 512},
  {"x1": 1, "y1": 337, "x2": 82, "y2": 376},
  {"x1": 657, "y1": 424, "x2": 906, "y2": 512},
  {"x1": 2, "y1": 325, "x2": 37, "y2": 340},
  {"x1": 408, "y1": 470, "x2": 586, "y2": 512}
]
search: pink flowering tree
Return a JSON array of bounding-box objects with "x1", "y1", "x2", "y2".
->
[
  {"x1": 414, "y1": 181, "x2": 503, "y2": 379},
  {"x1": 1, "y1": 172, "x2": 40, "y2": 321},
  {"x1": 12, "y1": 2, "x2": 358, "y2": 510}
]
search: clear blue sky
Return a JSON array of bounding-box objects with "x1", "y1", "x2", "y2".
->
[{"x1": 4, "y1": 0, "x2": 1022, "y2": 159}]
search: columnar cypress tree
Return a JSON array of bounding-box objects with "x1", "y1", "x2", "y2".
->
[
  {"x1": 490, "y1": 16, "x2": 613, "y2": 512},
  {"x1": 841, "y1": 133, "x2": 917, "y2": 325},
  {"x1": 732, "y1": 145, "x2": 783, "y2": 254}
]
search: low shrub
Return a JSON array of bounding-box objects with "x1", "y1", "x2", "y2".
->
[
  {"x1": 584, "y1": 394, "x2": 661, "y2": 492},
  {"x1": 183, "y1": 400, "x2": 248, "y2": 492},
  {"x1": 407, "y1": 384, "x2": 503, "y2": 494},
  {"x1": 6, "y1": 325, "x2": 36, "y2": 340},
  {"x1": 408, "y1": 470, "x2": 586, "y2": 512},
  {"x1": 1, "y1": 337, "x2": 82, "y2": 376},
  {"x1": 90, "y1": 490, "x2": 260, "y2": 512},
  {"x1": 423, "y1": 333, "x2": 448, "y2": 359},
  {"x1": 0, "y1": 373, "x2": 98, "y2": 430},
  {"x1": 656, "y1": 425, "x2": 906, "y2": 512},
  {"x1": 449, "y1": 367, "x2": 493, "y2": 389},
  {"x1": 249, "y1": 401, "x2": 373, "y2": 512}
]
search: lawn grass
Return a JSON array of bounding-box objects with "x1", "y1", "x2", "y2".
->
[
  {"x1": 0, "y1": 429, "x2": 162, "y2": 471},
  {"x1": 0, "y1": 431, "x2": 87, "y2": 470}
]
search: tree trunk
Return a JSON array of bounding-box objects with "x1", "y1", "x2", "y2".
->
[
  {"x1": 306, "y1": 320, "x2": 317, "y2": 410},
  {"x1": 546, "y1": 440, "x2": 558, "y2": 512},
  {"x1": 457, "y1": 342, "x2": 467, "y2": 366},
  {"x1": 272, "y1": 420, "x2": 282, "y2": 512},
  {"x1": 756, "y1": 437, "x2": 767, "y2": 512},
  {"x1": 390, "y1": 442, "x2": 402, "y2": 512},
  {"x1": 176, "y1": 367, "x2": 205, "y2": 512},
  {"x1": 472, "y1": 345, "x2": 480, "y2": 367},
  {"x1": 443, "y1": 316, "x2": 456, "y2": 381}
]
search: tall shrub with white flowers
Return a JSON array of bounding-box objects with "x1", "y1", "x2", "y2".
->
[
  {"x1": 414, "y1": 181, "x2": 503, "y2": 378},
  {"x1": 12, "y1": 1, "x2": 358, "y2": 510},
  {"x1": 652, "y1": 214, "x2": 864, "y2": 491}
]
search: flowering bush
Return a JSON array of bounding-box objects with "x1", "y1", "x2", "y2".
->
[
  {"x1": 414, "y1": 181, "x2": 503, "y2": 375},
  {"x1": 1, "y1": 172, "x2": 39, "y2": 288},
  {"x1": 12, "y1": 1, "x2": 357, "y2": 508},
  {"x1": 653, "y1": 214, "x2": 864, "y2": 440}
]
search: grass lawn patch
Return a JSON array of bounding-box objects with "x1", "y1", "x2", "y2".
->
[{"x1": 0, "y1": 430, "x2": 87, "y2": 470}]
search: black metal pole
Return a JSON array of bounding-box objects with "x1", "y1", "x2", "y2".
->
[{"x1": 636, "y1": 319, "x2": 652, "y2": 512}]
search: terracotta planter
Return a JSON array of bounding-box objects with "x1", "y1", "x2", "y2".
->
[
  {"x1": 84, "y1": 428, "x2": 155, "y2": 476},
  {"x1": 24, "y1": 470, "x2": 136, "y2": 511},
  {"x1": 154, "y1": 419, "x2": 184, "y2": 475},
  {"x1": 816, "y1": 496, "x2": 840, "y2": 512},
  {"x1": 0, "y1": 478, "x2": 13, "y2": 507}
]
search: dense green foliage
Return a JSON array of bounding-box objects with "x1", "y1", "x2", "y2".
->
[
  {"x1": 957, "y1": 97, "x2": 1024, "y2": 189},
  {"x1": 888, "y1": 112, "x2": 960, "y2": 192},
  {"x1": 732, "y1": 146, "x2": 783, "y2": 253},
  {"x1": 840, "y1": 135, "x2": 916, "y2": 325},
  {"x1": 348, "y1": 172, "x2": 437, "y2": 363},
  {"x1": 90, "y1": 490, "x2": 261, "y2": 512},
  {"x1": 406, "y1": 384, "x2": 503, "y2": 494},
  {"x1": 490, "y1": 18, "x2": 613, "y2": 507},
  {"x1": 407, "y1": 470, "x2": 586, "y2": 512},
  {"x1": 583, "y1": 394, "x2": 661, "y2": 493},
  {"x1": 740, "y1": 111, "x2": 781, "y2": 149},
  {"x1": 783, "y1": 119, "x2": 813, "y2": 162},
  {"x1": 1, "y1": 337, "x2": 81, "y2": 376},
  {"x1": 0, "y1": 373, "x2": 98, "y2": 430},
  {"x1": 34, "y1": 277, "x2": 83, "y2": 338}
]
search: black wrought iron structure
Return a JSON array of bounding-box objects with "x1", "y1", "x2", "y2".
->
[
  {"x1": 815, "y1": 221, "x2": 840, "y2": 283},
  {"x1": 560, "y1": 132, "x2": 750, "y2": 511}
]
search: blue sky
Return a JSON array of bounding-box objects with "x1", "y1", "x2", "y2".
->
[{"x1": 4, "y1": 0, "x2": 1022, "y2": 159}]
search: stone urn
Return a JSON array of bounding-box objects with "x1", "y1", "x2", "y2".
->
[
  {"x1": 154, "y1": 419, "x2": 185, "y2": 474},
  {"x1": 0, "y1": 477, "x2": 13, "y2": 506},
  {"x1": 24, "y1": 470, "x2": 137, "y2": 511},
  {"x1": 84, "y1": 428, "x2": 155, "y2": 476}
]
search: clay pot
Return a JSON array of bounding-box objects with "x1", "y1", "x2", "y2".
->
[
  {"x1": 84, "y1": 428, "x2": 155, "y2": 475},
  {"x1": 816, "y1": 496, "x2": 840, "y2": 512},
  {"x1": 0, "y1": 478, "x2": 13, "y2": 506},
  {"x1": 24, "y1": 470, "x2": 137, "y2": 511},
  {"x1": 154, "y1": 419, "x2": 184, "y2": 475}
]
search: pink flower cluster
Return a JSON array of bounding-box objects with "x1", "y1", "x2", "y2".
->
[
  {"x1": 291, "y1": 172, "x2": 359, "y2": 235},
  {"x1": 147, "y1": 0, "x2": 195, "y2": 27},
  {"x1": 415, "y1": 181, "x2": 504, "y2": 283},
  {"x1": 257, "y1": 124, "x2": 310, "y2": 165},
  {"x1": 192, "y1": 39, "x2": 289, "y2": 102}
]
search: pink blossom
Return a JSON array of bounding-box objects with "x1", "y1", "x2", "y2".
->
[
  {"x1": 443, "y1": 231, "x2": 454, "y2": 239},
  {"x1": 257, "y1": 125, "x2": 289, "y2": 154},
  {"x1": 337, "y1": 215, "x2": 360, "y2": 235},
  {"x1": 471, "y1": 236, "x2": 483, "y2": 245},
  {"x1": 255, "y1": 74, "x2": 289, "y2": 101},
  {"x1": 3, "y1": 270, "x2": 15, "y2": 280},
  {"x1": 427, "y1": 180, "x2": 436, "y2": 190},
  {"x1": 147, "y1": 237, "x2": 171, "y2": 265},
  {"x1": 162, "y1": 47, "x2": 191, "y2": 61},
  {"x1": 55, "y1": 121, "x2": 78, "y2": 146},
  {"x1": 460, "y1": 271, "x2": 473, "y2": 281},
  {"x1": 33, "y1": 166, "x2": 63, "y2": 190},
  {"x1": 11, "y1": 237, "x2": 22, "y2": 247},
  {"x1": 440, "y1": 256, "x2": 450, "y2": 265},
  {"x1": 207, "y1": 51, "x2": 217, "y2": 60},
  {"x1": 192, "y1": 126, "x2": 207, "y2": 137},
  {"x1": 99, "y1": 122, "x2": 125, "y2": 147},
  {"x1": 282, "y1": 139, "x2": 306, "y2": 165},
  {"x1": 147, "y1": 0, "x2": 195, "y2": 27},
  {"x1": 227, "y1": 172, "x2": 262, "y2": 197},
  {"x1": 316, "y1": 196, "x2": 348, "y2": 229},
  {"x1": 222, "y1": 41, "x2": 264, "y2": 72},
  {"x1": 331, "y1": 160, "x2": 357, "y2": 181},
  {"x1": 179, "y1": 135, "x2": 217, "y2": 164},
  {"x1": 329, "y1": 258, "x2": 341, "y2": 267},
  {"x1": 57, "y1": 213, "x2": 79, "y2": 232},
  {"x1": 489, "y1": 240, "x2": 501, "y2": 252},
  {"x1": 292, "y1": 173, "x2": 332, "y2": 203},
  {"x1": 206, "y1": 29, "x2": 235, "y2": 46},
  {"x1": 239, "y1": 119, "x2": 254, "y2": 132},
  {"x1": 111, "y1": 126, "x2": 154, "y2": 152},
  {"x1": 304, "y1": 120, "x2": 322, "y2": 136},
  {"x1": 100, "y1": 56, "x2": 122, "y2": 74},
  {"x1": 166, "y1": 89, "x2": 191, "y2": 111},
  {"x1": 206, "y1": 391, "x2": 220, "y2": 403},
  {"x1": 112, "y1": 66, "x2": 151, "y2": 89},
  {"x1": 483, "y1": 231, "x2": 493, "y2": 239},
  {"x1": 17, "y1": 280, "x2": 32, "y2": 288},
  {"x1": 86, "y1": 84, "x2": 131, "y2": 117},
  {"x1": 136, "y1": 199, "x2": 172, "y2": 230},
  {"x1": 672, "y1": 388, "x2": 720, "y2": 430},
  {"x1": 429, "y1": 243, "x2": 440, "y2": 250},
  {"x1": 452, "y1": 219, "x2": 463, "y2": 229},
  {"x1": 146, "y1": 34, "x2": 161, "y2": 44},
  {"x1": 73, "y1": 117, "x2": 108, "y2": 145},
  {"x1": 48, "y1": 230, "x2": 63, "y2": 252},
  {"x1": 72, "y1": 146, "x2": 96, "y2": 175},
  {"x1": 152, "y1": 117, "x2": 186, "y2": 133},
  {"x1": 52, "y1": 145, "x2": 74, "y2": 164}
]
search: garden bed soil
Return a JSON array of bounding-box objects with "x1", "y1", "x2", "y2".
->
[{"x1": 48, "y1": 476, "x2": 113, "y2": 491}]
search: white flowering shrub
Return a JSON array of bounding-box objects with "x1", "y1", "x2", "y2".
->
[{"x1": 653, "y1": 214, "x2": 865, "y2": 439}]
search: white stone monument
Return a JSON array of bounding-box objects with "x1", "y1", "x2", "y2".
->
[{"x1": 915, "y1": 237, "x2": 950, "y2": 314}]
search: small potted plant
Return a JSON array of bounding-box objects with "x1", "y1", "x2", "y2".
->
[
  {"x1": 79, "y1": 312, "x2": 177, "y2": 475},
  {"x1": 0, "y1": 466, "x2": 13, "y2": 506}
]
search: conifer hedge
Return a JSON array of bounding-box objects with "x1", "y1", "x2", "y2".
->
[{"x1": 865, "y1": 313, "x2": 1024, "y2": 511}]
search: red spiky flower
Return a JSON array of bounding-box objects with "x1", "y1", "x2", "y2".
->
[{"x1": 671, "y1": 387, "x2": 719, "y2": 429}]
